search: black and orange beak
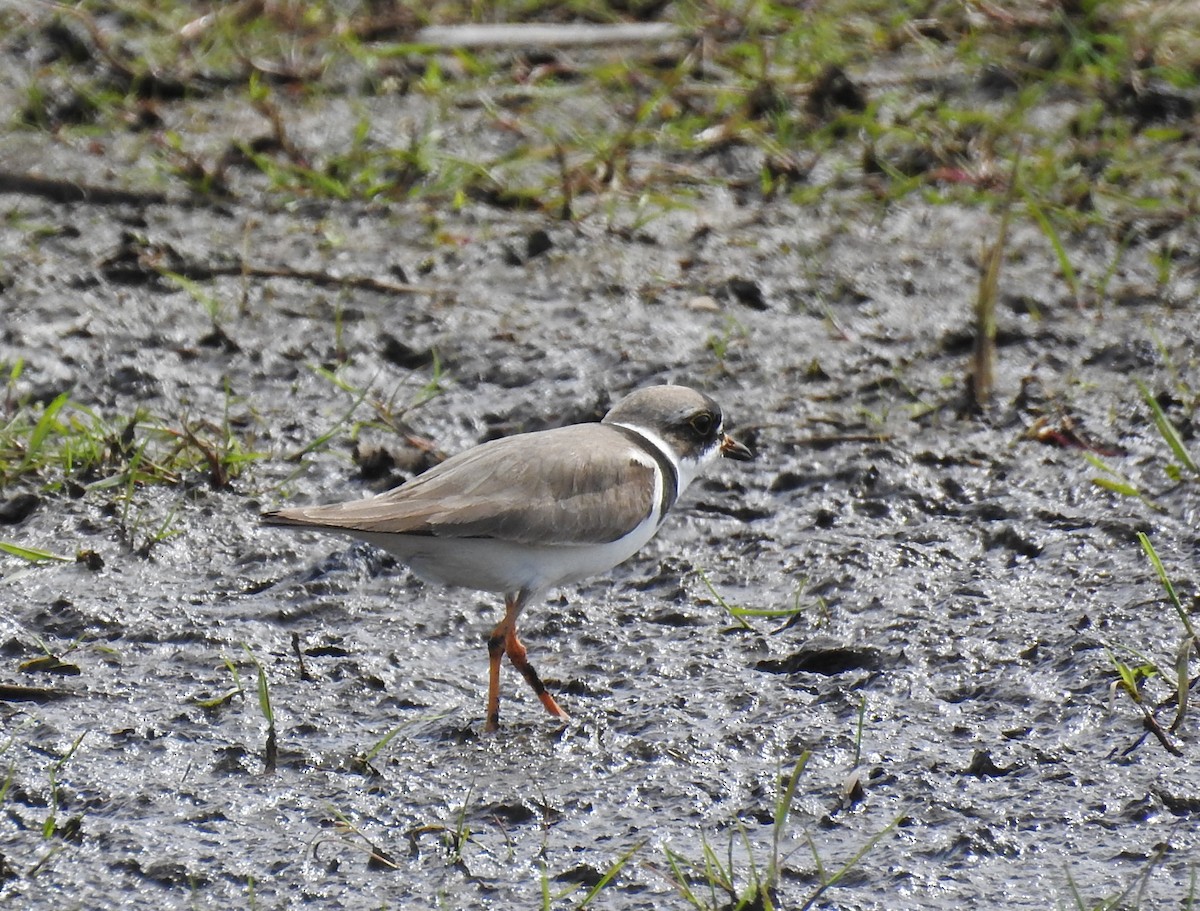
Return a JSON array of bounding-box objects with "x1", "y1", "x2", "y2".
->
[{"x1": 720, "y1": 432, "x2": 754, "y2": 461}]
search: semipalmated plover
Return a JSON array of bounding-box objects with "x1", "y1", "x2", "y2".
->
[{"x1": 264, "y1": 384, "x2": 753, "y2": 731}]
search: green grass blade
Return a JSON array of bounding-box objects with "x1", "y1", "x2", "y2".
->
[
  {"x1": 18, "y1": 391, "x2": 71, "y2": 474},
  {"x1": 853, "y1": 694, "x2": 867, "y2": 768},
  {"x1": 1171, "y1": 636, "x2": 1191, "y2": 733},
  {"x1": 577, "y1": 839, "x2": 645, "y2": 909},
  {"x1": 798, "y1": 813, "x2": 903, "y2": 910},
  {"x1": 1021, "y1": 190, "x2": 1081, "y2": 306},
  {"x1": 363, "y1": 725, "x2": 406, "y2": 763},
  {"x1": 1084, "y1": 453, "x2": 1149, "y2": 502},
  {"x1": 727, "y1": 605, "x2": 806, "y2": 620},
  {"x1": 774, "y1": 751, "x2": 810, "y2": 848},
  {"x1": 1090, "y1": 476, "x2": 1143, "y2": 498},
  {"x1": 242, "y1": 644, "x2": 274, "y2": 725},
  {"x1": 1138, "y1": 532, "x2": 1196, "y2": 640},
  {"x1": 160, "y1": 270, "x2": 222, "y2": 322},
  {"x1": 1136, "y1": 379, "x2": 1199, "y2": 476},
  {"x1": 0, "y1": 762, "x2": 13, "y2": 806},
  {"x1": 288, "y1": 367, "x2": 375, "y2": 460},
  {"x1": 241, "y1": 645, "x2": 277, "y2": 772},
  {"x1": 662, "y1": 847, "x2": 703, "y2": 909},
  {"x1": 698, "y1": 570, "x2": 752, "y2": 630},
  {"x1": 44, "y1": 730, "x2": 87, "y2": 838},
  {"x1": 0, "y1": 542, "x2": 72, "y2": 563},
  {"x1": 700, "y1": 835, "x2": 732, "y2": 896},
  {"x1": 255, "y1": 659, "x2": 273, "y2": 725}
]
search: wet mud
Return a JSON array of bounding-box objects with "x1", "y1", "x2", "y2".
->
[{"x1": 2, "y1": 7, "x2": 1200, "y2": 911}]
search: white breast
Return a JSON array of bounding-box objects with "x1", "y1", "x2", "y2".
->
[{"x1": 354, "y1": 510, "x2": 663, "y2": 596}]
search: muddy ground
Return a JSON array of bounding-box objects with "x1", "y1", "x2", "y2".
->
[{"x1": 2, "y1": 5, "x2": 1200, "y2": 910}]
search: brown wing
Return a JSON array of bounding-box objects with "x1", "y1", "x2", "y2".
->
[{"x1": 264, "y1": 424, "x2": 656, "y2": 545}]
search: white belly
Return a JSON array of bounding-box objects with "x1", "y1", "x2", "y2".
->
[{"x1": 351, "y1": 518, "x2": 661, "y2": 596}]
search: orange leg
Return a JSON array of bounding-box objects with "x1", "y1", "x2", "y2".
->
[
  {"x1": 486, "y1": 632, "x2": 505, "y2": 733},
  {"x1": 483, "y1": 592, "x2": 568, "y2": 732},
  {"x1": 485, "y1": 596, "x2": 516, "y2": 733},
  {"x1": 504, "y1": 628, "x2": 568, "y2": 720}
]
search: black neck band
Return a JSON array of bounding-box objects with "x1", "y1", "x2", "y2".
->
[{"x1": 610, "y1": 424, "x2": 680, "y2": 523}]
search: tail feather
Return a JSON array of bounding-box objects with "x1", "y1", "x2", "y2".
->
[{"x1": 261, "y1": 509, "x2": 318, "y2": 528}]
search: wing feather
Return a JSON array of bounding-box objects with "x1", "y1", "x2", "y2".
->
[{"x1": 265, "y1": 424, "x2": 656, "y2": 545}]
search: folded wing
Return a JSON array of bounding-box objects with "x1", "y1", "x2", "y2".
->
[{"x1": 263, "y1": 424, "x2": 656, "y2": 545}]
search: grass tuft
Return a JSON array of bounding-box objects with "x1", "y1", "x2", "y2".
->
[
  {"x1": 43, "y1": 731, "x2": 87, "y2": 840},
  {"x1": 0, "y1": 388, "x2": 263, "y2": 493},
  {"x1": 195, "y1": 656, "x2": 245, "y2": 710},
  {"x1": 1105, "y1": 534, "x2": 1199, "y2": 754},
  {"x1": 663, "y1": 751, "x2": 901, "y2": 909}
]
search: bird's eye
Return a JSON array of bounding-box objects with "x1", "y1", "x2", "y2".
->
[{"x1": 689, "y1": 412, "x2": 715, "y2": 436}]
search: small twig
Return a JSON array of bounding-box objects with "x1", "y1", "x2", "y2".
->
[
  {"x1": 555, "y1": 143, "x2": 573, "y2": 221},
  {"x1": 1139, "y1": 708, "x2": 1183, "y2": 757},
  {"x1": 166, "y1": 261, "x2": 441, "y2": 296},
  {"x1": 291, "y1": 632, "x2": 312, "y2": 682},
  {"x1": 790, "y1": 432, "x2": 892, "y2": 447},
  {"x1": 178, "y1": 419, "x2": 228, "y2": 489},
  {"x1": 41, "y1": 1, "x2": 141, "y2": 84},
  {"x1": 410, "y1": 22, "x2": 683, "y2": 49},
  {"x1": 0, "y1": 171, "x2": 171, "y2": 206},
  {"x1": 315, "y1": 810, "x2": 400, "y2": 869},
  {"x1": 0, "y1": 683, "x2": 74, "y2": 702}
]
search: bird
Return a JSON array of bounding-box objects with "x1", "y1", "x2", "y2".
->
[{"x1": 263, "y1": 384, "x2": 753, "y2": 731}]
